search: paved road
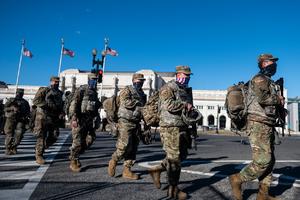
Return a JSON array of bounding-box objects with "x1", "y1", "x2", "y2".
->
[{"x1": 0, "y1": 130, "x2": 299, "y2": 200}]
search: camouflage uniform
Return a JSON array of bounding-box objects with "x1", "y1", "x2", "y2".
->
[
  {"x1": 108, "y1": 73, "x2": 146, "y2": 179},
  {"x1": 68, "y1": 83, "x2": 101, "y2": 170},
  {"x1": 33, "y1": 77, "x2": 64, "y2": 164},
  {"x1": 230, "y1": 54, "x2": 282, "y2": 200},
  {"x1": 148, "y1": 66, "x2": 193, "y2": 200},
  {"x1": 4, "y1": 89, "x2": 30, "y2": 155},
  {"x1": 0, "y1": 99, "x2": 4, "y2": 134}
]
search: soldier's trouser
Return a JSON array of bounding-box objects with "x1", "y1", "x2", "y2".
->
[
  {"x1": 69, "y1": 117, "x2": 95, "y2": 160},
  {"x1": 111, "y1": 119, "x2": 139, "y2": 168},
  {"x1": 34, "y1": 109, "x2": 59, "y2": 156},
  {"x1": 160, "y1": 126, "x2": 189, "y2": 186},
  {"x1": 4, "y1": 118, "x2": 26, "y2": 150},
  {"x1": 240, "y1": 121, "x2": 275, "y2": 186}
]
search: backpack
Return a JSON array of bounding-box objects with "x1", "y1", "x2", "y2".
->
[
  {"x1": 103, "y1": 95, "x2": 120, "y2": 123},
  {"x1": 225, "y1": 82, "x2": 249, "y2": 130},
  {"x1": 33, "y1": 87, "x2": 50, "y2": 108},
  {"x1": 142, "y1": 91, "x2": 160, "y2": 127}
]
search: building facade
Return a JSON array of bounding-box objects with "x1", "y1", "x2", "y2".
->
[{"x1": 0, "y1": 68, "x2": 290, "y2": 131}]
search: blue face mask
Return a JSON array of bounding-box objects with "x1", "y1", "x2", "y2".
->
[
  {"x1": 88, "y1": 79, "x2": 97, "y2": 89},
  {"x1": 176, "y1": 76, "x2": 190, "y2": 87},
  {"x1": 133, "y1": 82, "x2": 144, "y2": 90}
]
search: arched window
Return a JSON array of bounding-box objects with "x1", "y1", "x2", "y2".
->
[
  {"x1": 219, "y1": 115, "x2": 226, "y2": 129},
  {"x1": 208, "y1": 115, "x2": 215, "y2": 126}
]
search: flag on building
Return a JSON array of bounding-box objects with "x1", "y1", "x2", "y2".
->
[
  {"x1": 63, "y1": 48, "x2": 75, "y2": 57},
  {"x1": 23, "y1": 48, "x2": 33, "y2": 58},
  {"x1": 105, "y1": 47, "x2": 118, "y2": 56}
]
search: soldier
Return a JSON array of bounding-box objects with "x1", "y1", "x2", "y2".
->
[
  {"x1": 0, "y1": 99, "x2": 4, "y2": 135},
  {"x1": 4, "y1": 88, "x2": 30, "y2": 155},
  {"x1": 68, "y1": 73, "x2": 101, "y2": 172},
  {"x1": 33, "y1": 76, "x2": 64, "y2": 164},
  {"x1": 148, "y1": 66, "x2": 195, "y2": 200},
  {"x1": 107, "y1": 73, "x2": 146, "y2": 180},
  {"x1": 229, "y1": 54, "x2": 284, "y2": 200}
]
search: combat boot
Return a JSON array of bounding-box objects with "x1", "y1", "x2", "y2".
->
[
  {"x1": 229, "y1": 173, "x2": 243, "y2": 200},
  {"x1": 5, "y1": 148, "x2": 14, "y2": 155},
  {"x1": 35, "y1": 155, "x2": 45, "y2": 165},
  {"x1": 122, "y1": 166, "x2": 139, "y2": 180},
  {"x1": 256, "y1": 183, "x2": 280, "y2": 200},
  {"x1": 70, "y1": 160, "x2": 81, "y2": 172},
  {"x1": 167, "y1": 185, "x2": 187, "y2": 200},
  {"x1": 11, "y1": 147, "x2": 17, "y2": 155},
  {"x1": 148, "y1": 165, "x2": 165, "y2": 189},
  {"x1": 108, "y1": 159, "x2": 117, "y2": 177}
]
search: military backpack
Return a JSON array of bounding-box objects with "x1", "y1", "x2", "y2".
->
[
  {"x1": 142, "y1": 91, "x2": 160, "y2": 127},
  {"x1": 225, "y1": 82, "x2": 249, "y2": 130},
  {"x1": 103, "y1": 95, "x2": 120, "y2": 123}
]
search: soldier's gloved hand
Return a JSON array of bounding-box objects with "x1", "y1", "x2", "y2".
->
[{"x1": 133, "y1": 106, "x2": 142, "y2": 119}]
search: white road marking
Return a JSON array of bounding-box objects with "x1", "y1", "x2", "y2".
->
[
  {"x1": 139, "y1": 160, "x2": 300, "y2": 188},
  {"x1": 0, "y1": 132, "x2": 70, "y2": 200}
]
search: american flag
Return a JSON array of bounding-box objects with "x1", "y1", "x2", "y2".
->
[
  {"x1": 63, "y1": 48, "x2": 75, "y2": 57},
  {"x1": 23, "y1": 48, "x2": 33, "y2": 58},
  {"x1": 105, "y1": 47, "x2": 118, "y2": 56}
]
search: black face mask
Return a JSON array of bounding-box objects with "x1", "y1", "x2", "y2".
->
[
  {"x1": 15, "y1": 93, "x2": 23, "y2": 99},
  {"x1": 51, "y1": 84, "x2": 59, "y2": 90},
  {"x1": 259, "y1": 63, "x2": 277, "y2": 77},
  {"x1": 133, "y1": 82, "x2": 144, "y2": 90}
]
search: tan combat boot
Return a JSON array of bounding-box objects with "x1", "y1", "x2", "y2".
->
[
  {"x1": 122, "y1": 166, "x2": 139, "y2": 180},
  {"x1": 167, "y1": 185, "x2": 187, "y2": 200},
  {"x1": 148, "y1": 165, "x2": 165, "y2": 189},
  {"x1": 70, "y1": 160, "x2": 81, "y2": 172},
  {"x1": 108, "y1": 159, "x2": 117, "y2": 177},
  {"x1": 5, "y1": 149, "x2": 14, "y2": 155},
  {"x1": 229, "y1": 173, "x2": 243, "y2": 200},
  {"x1": 35, "y1": 155, "x2": 45, "y2": 165},
  {"x1": 11, "y1": 147, "x2": 17, "y2": 155},
  {"x1": 256, "y1": 183, "x2": 280, "y2": 200}
]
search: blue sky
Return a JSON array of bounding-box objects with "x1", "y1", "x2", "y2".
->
[{"x1": 0, "y1": 0, "x2": 299, "y2": 97}]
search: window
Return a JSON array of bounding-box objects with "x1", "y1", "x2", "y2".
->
[
  {"x1": 208, "y1": 106, "x2": 215, "y2": 110},
  {"x1": 196, "y1": 105, "x2": 203, "y2": 110}
]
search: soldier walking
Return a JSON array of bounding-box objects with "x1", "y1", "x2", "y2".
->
[
  {"x1": 107, "y1": 73, "x2": 146, "y2": 180},
  {"x1": 148, "y1": 66, "x2": 196, "y2": 200},
  {"x1": 33, "y1": 76, "x2": 64, "y2": 164},
  {"x1": 68, "y1": 73, "x2": 101, "y2": 172},
  {"x1": 229, "y1": 54, "x2": 284, "y2": 200},
  {"x1": 4, "y1": 88, "x2": 30, "y2": 155}
]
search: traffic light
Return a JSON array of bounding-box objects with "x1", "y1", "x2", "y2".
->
[{"x1": 98, "y1": 69, "x2": 103, "y2": 83}]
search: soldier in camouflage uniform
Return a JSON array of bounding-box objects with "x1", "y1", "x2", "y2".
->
[
  {"x1": 68, "y1": 74, "x2": 101, "y2": 172},
  {"x1": 0, "y1": 99, "x2": 4, "y2": 135},
  {"x1": 33, "y1": 76, "x2": 64, "y2": 164},
  {"x1": 229, "y1": 54, "x2": 284, "y2": 200},
  {"x1": 108, "y1": 73, "x2": 146, "y2": 180},
  {"x1": 4, "y1": 88, "x2": 30, "y2": 155},
  {"x1": 148, "y1": 66, "x2": 195, "y2": 200}
]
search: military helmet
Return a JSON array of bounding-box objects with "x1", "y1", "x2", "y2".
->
[
  {"x1": 16, "y1": 88, "x2": 24, "y2": 94},
  {"x1": 182, "y1": 108, "x2": 202, "y2": 126},
  {"x1": 50, "y1": 76, "x2": 60, "y2": 82},
  {"x1": 132, "y1": 73, "x2": 145, "y2": 81},
  {"x1": 176, "y1": 65, "x2": 192, "y2": 75},
  {"x1": 258, "y1": 54, "x2": 279, "y2": 63}
]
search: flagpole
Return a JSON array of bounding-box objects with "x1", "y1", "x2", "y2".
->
[
  {"x1": 58, "y1": 38, "x2": 64, "y2": 76},
  {"x1": 15, "y1": 39, "x2": 25, "y2": 94},
  {"x1": 99, "y1": 38, "x2": 108, "y2": 100}
]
